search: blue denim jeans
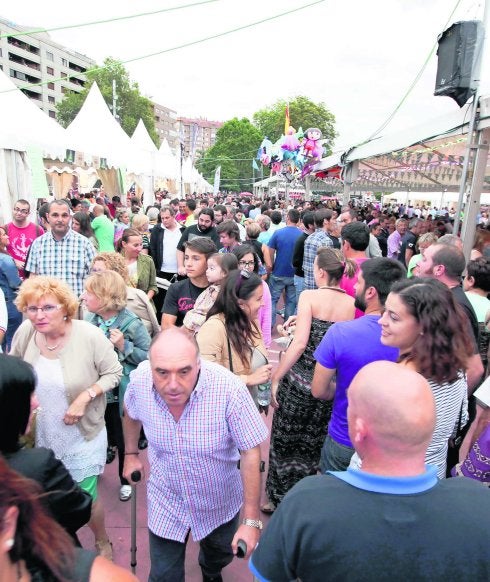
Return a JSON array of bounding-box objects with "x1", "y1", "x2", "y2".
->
[
  {"x1": 269, "y1": 275, "x2": 297, "y2": 327},
  {"x1": 148, "y1": 512, "x2": 239, "y2": 581},
  {"x1": 320, "y1": 434, "x2": 355, "y2": 473},
  {"x1": 293, "y1": 275, "x2": 304, "y2": 312},
  {"x1": 2, "y1": 300, "x2": 22, "y2": 352}
]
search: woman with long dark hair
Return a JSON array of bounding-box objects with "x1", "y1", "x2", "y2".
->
[
  {"x1": 0, "y1": 457, "x2": 137, "y2": 581},
  {"x1": 232, "y1": 244, "x2": 272, "y2": 347},
  {"x1": 196, "y1": 270, "x2": 272, "y2": 406},
  {"x1": 378, "y1": 277, "x2": 474, "y2": 478},
  {"x1": 263, "y1": 248, "x2": 355, "y2": 512}
]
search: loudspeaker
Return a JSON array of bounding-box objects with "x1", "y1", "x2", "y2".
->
[{"x1": 434, "y1": 20, "x2": 483, "y2": 107}]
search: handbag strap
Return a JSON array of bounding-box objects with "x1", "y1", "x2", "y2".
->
[{"x1": 227, "y1": 334, "x2": 234, "y2": 373}]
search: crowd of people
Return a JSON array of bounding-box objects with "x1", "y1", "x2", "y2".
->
[{"x1": 0, "y1": 188, "x2": 490, "y2": 581}]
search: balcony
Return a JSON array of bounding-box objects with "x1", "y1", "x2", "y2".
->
[
  {"x1": 21, "y1": 87, "x2": 42, "y2": 100},
  {"x1": 68, "y1": 61, "x2": 87, "y2": 73},
  {"x1": 7, "y1": 36, "x2": 40, "y2": 56},
  {"x1": 10, "y1": 68, "x2": 41, "y2": 85},
  {"x1": 8, "y1": 51, "x2": 40, "y2": 71}
]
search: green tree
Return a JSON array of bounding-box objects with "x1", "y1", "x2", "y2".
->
[
  {"x1": 56, "y1": 58, "x2": 159, "y2": 146},
  {"x1": 253, "y1": 96, "x2": 337, "y2": 153},
  {"x1": 196, "y1": 118, "x2": 263, "y2": 191}
]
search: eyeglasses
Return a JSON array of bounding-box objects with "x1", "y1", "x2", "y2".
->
[
  {"x1": 25, "y1": 305, "x2": 62, "y2": 315},
  {"x1": 13, "y1": 207, "x2": 29, "y2": 215},
  {"x1": 238, "y1": 260, "x2": 255, "y2": 268},
  {"x1": 235, "y1": 269, "x2": 251, "y2": 293}
]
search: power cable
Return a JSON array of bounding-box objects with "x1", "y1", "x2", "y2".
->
[
  {"x1": 0, "y1": 0, "x2": 327, "y2": 94},
  {"x1": 359, "y1": 0, "x2": 465, "y2": 145},
  {"x1": 0, "y1": 1, "x2": 219, "y2": 39}
]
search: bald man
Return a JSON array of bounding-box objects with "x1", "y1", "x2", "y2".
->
[
  {"x1": 122, "y1": 328, "x2": 268, "y2": 582},
  {"x1": 251, "y1": 362, "x2": 490, "y2": 582}
]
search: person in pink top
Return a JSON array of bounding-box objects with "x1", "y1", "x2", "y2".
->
[
  {"x1": 232, "y1": 245, "x2": 272, "y2": 348},
  {"x1": 339, "y1": 222, "x2": 370, "y2": 318},
  {"x1": 5, "y1": 199, "x2": 43, "y2": 279}
]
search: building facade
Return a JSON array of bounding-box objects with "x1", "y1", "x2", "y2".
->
[
  {"x1": 152, "y1": 101, "x2": 179, "y2": 152},
  {"x1": 0, "y1": 17, "x2": 95, "y2": 119},
  {"x1": 178, "y1": 117, "x2": 223, "y2": 158}
]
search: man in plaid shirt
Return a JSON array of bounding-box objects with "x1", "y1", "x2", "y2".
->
[
  {"x1": 123, "y1": 328, "x2": 268, "y2": 582},
  {"x1": 302, "y1": 209, "x2": 334, "y2": 290},
  {"x1": 25, "y1": 199, "x2": 96, "y2": 296}
]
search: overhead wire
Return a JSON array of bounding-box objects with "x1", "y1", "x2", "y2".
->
[
  {"x1": 359, "y1": 0, "x2": 465, "y2": 145},
  {"x1": 0, "y1": 0, "x2": 219, "y2": 39},
  {"x1": 0, "y1": 0, "x2": 327, "y2": 94}
]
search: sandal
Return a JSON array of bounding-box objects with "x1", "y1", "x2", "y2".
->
[
  {"x1": 95, "y1": 539, "x2": 113, "y2": 561},
  {"x1": 260, "y1": 502, "x2": 275, "y2": 514}
]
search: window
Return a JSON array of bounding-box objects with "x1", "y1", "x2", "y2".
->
[
  {"x1": 48, "y1": 82, "x2": 55, "y2": 90},
  {"x1": 0, "y1": 48, "x2": 2, "y2": 57},
  {"x1": 47, "y1": 66, "x2": 54, "y2": 75},
  {"x1": 46, "y1": 51, "x2": 54, "y2": 61},
  {"x1": 48, "y1": 110, "x2": 56, "y2": 118},
  {"x1": 48, "y1": 95, "x2": 55, "y2": 104},
  {"x1": 61, "y1": 58, "x2": 67, "y2": 66}
]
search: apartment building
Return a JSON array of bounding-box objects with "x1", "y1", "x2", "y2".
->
[
  {"x1": 0, "y1": 17, "x2": 95, "y2": 119},
  {"x1": 178, "y1": 117, "x2": 223, "y2": 158},
  {"x1": 152, "y1": 101, "x2": 179, "y2": 152}
]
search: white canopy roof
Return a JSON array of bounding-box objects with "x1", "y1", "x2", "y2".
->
[
  {"x1": 0, "y1": 69, "x2": 68, "y2": 159},
  {"x1": 65, "y1": 82, "x2": 142, "y2": 171},
  {"x1": 158, "y1": 138, "x2": 178, "y2": 179}
]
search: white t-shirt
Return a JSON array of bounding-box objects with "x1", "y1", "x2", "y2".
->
[{"x1": 161, "y1": 227, "x2": 182, "y2": 272}]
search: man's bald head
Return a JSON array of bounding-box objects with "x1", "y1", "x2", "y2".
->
[
  {"x1": 348, "y1": 362, "x2": 436, "y2": 462},
  {"x1": 93, "y1": 204, "x2": 104, "y2": 217},
  {"x1": 150, "y1": 327, "x2": 199, "y2": 361}
]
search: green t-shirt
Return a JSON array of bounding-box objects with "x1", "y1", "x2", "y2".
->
[{"x1": 91, "y1": 215, "x2": 115, "y2": 252}]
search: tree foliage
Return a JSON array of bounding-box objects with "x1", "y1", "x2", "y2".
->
[
  {"x1": 196, "y1": 118, "x2": 263, "y2": 191},
  {"x1": 253, "y1": 96, "x2": 337, "y2": 153},
  {"x1": 56, "y1": 58, "x2": 159, "y2": 145}
]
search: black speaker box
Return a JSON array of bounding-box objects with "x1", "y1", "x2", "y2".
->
[{"x1": 434, "y1": 20, "x2": 483, "y2": 107}]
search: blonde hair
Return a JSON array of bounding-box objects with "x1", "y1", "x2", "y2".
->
[
  {"x1": 15, "y1": 276, "x2": 79, "y2": 320},
  {"x1": 131, "y1": 214, "x2": 149, "y2": 232},
  {"x1": 92, "y1": 252, "x2": 130, "y2": 284},
  {"x1": 85, "y1": 271, "x2": 127, "y2": 313}
]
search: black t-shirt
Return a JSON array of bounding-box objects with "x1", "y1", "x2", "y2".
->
[
  {"x1": 451, "y1": 284, "x2": 479, "y2": 350},
  {"x1": 162, "y1": 278, "x2": 208, "y2": 326},
  {"x1": 176, "y1": 224, "x2": 220, "y2": 252},
  {"x1": 251, "y1": 474, "x2": 490, "y2": 582},
  {"x1": 398, "y1": 231, "x2": 417, "y2": 266}
]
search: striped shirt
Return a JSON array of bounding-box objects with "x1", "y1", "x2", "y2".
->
[
  {"x1": 25, "y1": 229, "x2": 96, "y2": 296},
  {"x1": 428, "y1": 372, "x2": 468, "y2": 479},
  {"x1": 124, "y1": 358, "x2": 268, "y2": 541},
  {"x1": 302, "y1": 229, "x2": 333, "y2": 290}
]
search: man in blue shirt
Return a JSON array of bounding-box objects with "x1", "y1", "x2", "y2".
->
[
  {"x1": 264, "y1": 209, "x2": 302, "y2": 328},
  {"x1": 250, "y1": 361, "x2": 490, "y2": 582},
  {"x1": 312, "y1": 257, "x2": 406, "y2": 472}
]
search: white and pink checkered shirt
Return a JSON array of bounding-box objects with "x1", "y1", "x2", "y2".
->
[{"x1": 125, "y1": 358, "x2": 268, "y2": 541}]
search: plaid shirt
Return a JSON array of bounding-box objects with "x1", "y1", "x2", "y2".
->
[
  {"x1": 302, "y1": 229, "x2": 333, "y2": 290},
  {"x1": 26, "y1": 229, "x2": 96, "y2": 296},
  {"x1": 125, "y1": 359, "x2": 268, "y2": 541}
]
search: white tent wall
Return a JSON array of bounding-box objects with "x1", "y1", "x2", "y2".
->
[{"x1": 0, "y1": 150, "x2": 34, "y2": 224}]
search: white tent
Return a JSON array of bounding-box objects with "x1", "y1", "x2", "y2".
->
[
  {"x1": 65, "y1": 82, "x2": 139, "y2": 172},
  {"x1": 158, "y1": 138, "x2": 178, "y2": 180},
  {"x1": 0, "y1": 69, "x2": 69, "y2": 222},
  {"x1": 130, "y1": 119, "x2": 159, "y2": 205}
]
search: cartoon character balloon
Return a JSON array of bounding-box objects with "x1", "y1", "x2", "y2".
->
[{"x1": 303, "y1": 127, "x2": 323, "y2": 160}]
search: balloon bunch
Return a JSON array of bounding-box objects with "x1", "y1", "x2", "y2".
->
[{"x1": 257, "y1": 127, "x2": 325, "y2": 181}]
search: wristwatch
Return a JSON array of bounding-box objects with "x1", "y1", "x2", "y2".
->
[
  {"x1": 86, "y1": 388, "x2": 97, "y2": 401},
  {"x1": 242, "y1": 518, "x2": 263, "y2": 530}
]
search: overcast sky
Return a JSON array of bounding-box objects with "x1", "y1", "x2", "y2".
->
[{"x1": 2, "y1": 0, "x2": 487, "y2": 149}]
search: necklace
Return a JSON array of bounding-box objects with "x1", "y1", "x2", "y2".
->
[
  {"x1": 318, "y1": 285, "x2": 346, "y2": 293},
  {"x1": 43, "y1": 333, "x2": 61, "y2": 351}
]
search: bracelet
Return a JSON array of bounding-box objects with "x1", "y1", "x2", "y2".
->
[{"x1": 124, "y1": 452, "x2": 140, "y2": 456}]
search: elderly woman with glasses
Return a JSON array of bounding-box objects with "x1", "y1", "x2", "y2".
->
[
  {"x1": 10, "y1": 276, "x2": 122, "y2": 560},
  {"x1": 196, "y1": 269, "x2": 272, "y2": 409},
  {"x1": 82, "y1": 270, "x2": 150, "y2": 502}
]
